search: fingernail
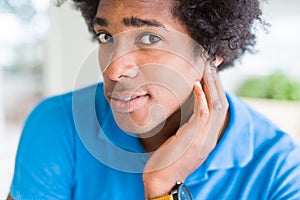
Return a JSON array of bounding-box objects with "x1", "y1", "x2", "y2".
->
[{"x1": 195, "y1": 81, "x2": 202, "y2": 89}]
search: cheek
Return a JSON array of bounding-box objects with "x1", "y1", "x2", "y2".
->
[
  {"x1": 98, "y1": 44, "x2": 114, "y2": 73},
  {"x1": 138, "y1": 68, "x2": 192, "y2": 122},
  {"x1": 142, "y1": 56, "x2": 202, "y2": 101},
  {"x1": 155, "y1": 86, "x2": 184, "y2": 115}
]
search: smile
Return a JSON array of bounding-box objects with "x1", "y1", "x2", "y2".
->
[
  {"x1": 118, "y1": 95, "x2": 138, "y2": 102},
  {"x1": 110, "y1": 93, "x2": 149, "y2": 113}
]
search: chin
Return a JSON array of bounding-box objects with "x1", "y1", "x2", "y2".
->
[
  {"x1": 113, "y1": 110, "x2": 167, "y2": 136},
  {"x1": 119, "y1": 123, "x2": 160, "y2": 135}
]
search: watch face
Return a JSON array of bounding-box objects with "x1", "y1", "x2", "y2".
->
[{"x1": 178, "y1": 184, "x2": 193, "y2": 200}]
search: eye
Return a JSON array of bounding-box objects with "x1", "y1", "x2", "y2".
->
[
  {"x1": 97, "y1": 33, "x2": 113, "y2": 44},
  {"x1": 138, "y1": 34, "x2": 162, "y2": 45}
]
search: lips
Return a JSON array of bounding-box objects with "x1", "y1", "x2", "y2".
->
[
  {"x1": 109, "y1": 92, "x2": 149, "y2": 113},
  {"x1": 113, "y1": 95, "x2": 139, "y2": 102}
]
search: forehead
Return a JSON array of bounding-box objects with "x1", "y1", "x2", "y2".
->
[
  {"x1": 97, "y1": 0, "x2": 174, "y2": 17},
  {"x1": 95, "y1": 0, "x2": 189, "y2": 34},
  {"x1": 98, "y1": 0, "x2": 172, "y2": 10},
  {"x1": 96, "y1": 0, "x2": 175, "y2": 22}
]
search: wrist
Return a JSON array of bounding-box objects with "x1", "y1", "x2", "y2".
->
[
  {"x1": 143, "y1": 174, "x2": 178, "y2": 199},
  {"x1": 145, "y1": 181, "x2": 193, "y2": 200}
]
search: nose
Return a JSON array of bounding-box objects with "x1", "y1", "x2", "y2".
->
[
  {"x1": 103, "y1": 53, "x2": 139, "y2": 81},
  {"x1": 100, "y1": 37, "x2": 139, "y2": 81}
]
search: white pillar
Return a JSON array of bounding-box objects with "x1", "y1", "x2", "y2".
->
[
  {"x1": 0, "y1": 67, "x2": 5, "y2": 135},
  {"x1": 45, "y1": 1, "x2": 97, "y2": 96}
]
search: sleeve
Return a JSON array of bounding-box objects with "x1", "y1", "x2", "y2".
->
[
  {"x1": 9, "y1": 96, "x2": 75, "y2": 200},
  {"x1": 269, "y1": 145, "x2": 300, "y2": 200}
]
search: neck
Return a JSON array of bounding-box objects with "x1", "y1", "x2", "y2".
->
[
  {"x1": 139, "y1": 95, "x2": 194, "y2": 153},
  {"x1": 139, "y1": 95, "x2": 229, "y2": 153}
]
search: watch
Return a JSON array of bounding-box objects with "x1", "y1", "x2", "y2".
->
[{"x1": 151, "y1": 181, "x2": 193, "y2": 200}]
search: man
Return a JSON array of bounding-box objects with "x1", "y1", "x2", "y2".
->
[{"x1": 8, "y1": 0, "x2": 300, "y2": 199}]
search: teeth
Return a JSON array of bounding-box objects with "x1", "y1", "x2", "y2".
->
[
  {"x1": 122, "y1": 96, "x2": 137, "y2": 101},
  {"x1": 123, "y1": 97, "x2": 131, "y2": 101}
]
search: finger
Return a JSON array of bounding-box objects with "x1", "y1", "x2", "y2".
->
[
  {"x1": 194, "y1": 81, "x2": 208, "y2": 117},
  {"x1": 174, "y1": 80, "x2": 209, "y2": 150},
  {"x1": 199, "y1": 65, "x2": 228, "y2": 159},
  {"x1": 193, "y1": 80, "x2": 209, "y2": 120},
  {"x1": 210, "y1": 67, "x2": 228, "y2": 110},
  {"x1": 204, "y1": 66, "x2": 223, "y2": 111},
  {"x1": 206, "y1": 66, "x2": 229, "y2": 130},
  {"x1": 182, "y1": 80, "x2": 210, "y2": 146}
]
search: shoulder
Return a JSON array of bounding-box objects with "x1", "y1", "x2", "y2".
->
[
  {"x1": 227, "y1": 93, "x2": 300, "y2": 197},
  {"x1": 10, "y1": 83, "x2": 107, "y2": 199},
  {"x1": 16, "y1": 82, "x2": 107, "y2": 165},
  {"x1": 225, "y1": 93, "x2": 300, "y2": 167},
  {"x1": 24, "y1": 83, "x2": 106, "y2": 130}
]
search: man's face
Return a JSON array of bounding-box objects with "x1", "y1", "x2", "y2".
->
[{"x1": 94, "y1": 0, "x2": 205, "y2": 134}]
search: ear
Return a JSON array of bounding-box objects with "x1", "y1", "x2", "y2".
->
[{"x1": 213, "y1": 56, "x2": 224, "y2": 67}]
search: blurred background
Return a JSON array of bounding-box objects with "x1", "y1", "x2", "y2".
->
[{"x1": 0, "y1": 0, "x2": 300, "y2": 198}]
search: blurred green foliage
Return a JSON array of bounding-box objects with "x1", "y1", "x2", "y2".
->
[{"x1": 237, "y1": 71, "x2": 300, "y2": 101}]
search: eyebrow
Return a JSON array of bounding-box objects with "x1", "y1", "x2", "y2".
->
[
  {"x1": 123, "y1": 17, "x2": 165, "y2": 28},
  {"x1": 93, "y1": 17, "x2": 108, "y2": 27},
  {"x1": 92, "y1": 16, "x2": 165, "y2": 28}
]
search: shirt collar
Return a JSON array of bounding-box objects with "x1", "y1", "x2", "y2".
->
[
  {"x1": 95, "y1": 85, "x2": 255, "y2": 175},
  {"x1": 186, "y1": 93, "x2": 255, "y2": 184}
]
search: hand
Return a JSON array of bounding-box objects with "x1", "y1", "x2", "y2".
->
[{"x1": 143, "y1": 64, "x2": 229, "y2": 199}]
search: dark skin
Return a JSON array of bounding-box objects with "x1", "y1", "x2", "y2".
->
[
  {"x1": 95, "y1": 2, "x2": 228, "y2": 199},
  {"x1": 7, "y1": 0, "x2": 229, "y2": 199}
]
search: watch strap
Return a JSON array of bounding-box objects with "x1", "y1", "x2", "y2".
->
[{"x1": 151, "y1": 194, "x2": 174, "y2": 200}]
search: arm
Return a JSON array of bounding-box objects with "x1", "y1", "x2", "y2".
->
[{"x1": 143, "y1": 63, "x2": 229, "y2": 199}]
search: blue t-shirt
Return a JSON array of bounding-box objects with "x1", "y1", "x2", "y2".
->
[{"x1": 10, "y1": 83, "x2": 300, "y2": 199}]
